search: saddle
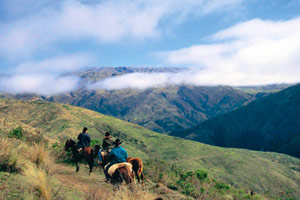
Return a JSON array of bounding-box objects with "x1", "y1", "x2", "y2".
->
[{"x1": 107, "y1": 162, "x2": 133, "y2": 177}]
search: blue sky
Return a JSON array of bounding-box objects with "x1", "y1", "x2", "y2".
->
[{"x1": 0, "y1": 0, "x2": 300, "y2": 94}]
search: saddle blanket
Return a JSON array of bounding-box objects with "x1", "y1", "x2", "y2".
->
[{"x1": 107, "y1": 162, "x2": 133, "y2": 177}]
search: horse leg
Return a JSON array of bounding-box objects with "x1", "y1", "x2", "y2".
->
[
  {"x1": 88, "y1": 159, "x2": 93, "y2": 175},
  {"x1": 132, "y1": 171, "x2": 136, "y2": 185},
  {"x1": 76, "y1": 159, "x2": 79, "y2": 172},
  {"x1": 141, "y1": 172, "x2": 145, "y2": 188},
  {"x1": 135, "y1": 171, "x2": 140, "y2": 183}
]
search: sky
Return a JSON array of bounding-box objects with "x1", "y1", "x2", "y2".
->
[{"x1": 0, "y1": 0, "x2": 300, "y2": 95}]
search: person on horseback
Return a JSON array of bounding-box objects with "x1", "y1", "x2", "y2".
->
[
  {"x1": 104, "y1": 138, "x2": 128, "y2": 182},
  {"x1": 76, "y1": 127, "x2": 91, "y2": 151},
  {"x1": 98, "y1": 132, "x2": 114, "y2": 164}
]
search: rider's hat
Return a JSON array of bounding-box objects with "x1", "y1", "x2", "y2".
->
[{"x1": 113, "y1": 138, "x2": 122, "y2": 146}]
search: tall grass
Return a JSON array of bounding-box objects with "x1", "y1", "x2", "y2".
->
[
  {"x1": 0, "y1": 137, "x2": 57, "y2": 199},
  {"x1": 23, "y1": 163, "x2": 51, "y2": 200}
]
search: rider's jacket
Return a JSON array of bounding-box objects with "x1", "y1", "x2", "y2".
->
[
  {"x1": 108, "y1": 146, "x2": 128, "y2": 164},
  {"x1": 76, "y1": 132, "x2": 91, "y2": 149}
]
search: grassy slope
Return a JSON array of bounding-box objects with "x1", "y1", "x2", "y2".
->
[
  {"x1": 45, "y1": 85, "x2": 256, "y2": 134},
  {"x1": 172, "y1": 84, "x2": 300, "y2": 158},
  {"x1": 0, "y1": 98, "x2": 299, "y2": 197}
]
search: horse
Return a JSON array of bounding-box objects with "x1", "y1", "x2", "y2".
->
[
  {"x1": 110, "y1": 163, "x2": 135, "y2": 186},
  {"x1": 94, "y1": 145, "x2": 135, "y2": 186},
  {"x1": 64, "y1": 139, "x2": 94, "y2": 174},
  {"x1": 127, "y1": 156, "x2": 144, "y2": 187}
]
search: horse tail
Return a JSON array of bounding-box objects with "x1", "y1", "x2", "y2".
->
[
  {"x1": 120, "y1": 166, "x2": 133, "y2": 184},
  {"x1": 138, "y1": 160, "x2": 143, "y2": 175}
]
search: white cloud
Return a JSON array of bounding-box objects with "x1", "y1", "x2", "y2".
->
[
  {"x1": 87, "y1": 69, "x2": 216, "y2": 90},
  {"x1": 0, "y1": 74, "x2": 80, "y2": 96},
  {"x1": 0, "y1": 52, "x2": 94, "y2": 95},
  {"x1": 0, "y1": 0, "x2": 243, "y2": 59},
  {"x1": 157, "y1": 17, "x2": 300, "y2": 86},
  {"x1": 15, "y1": 53, "x2": 95, "y2": 74}
]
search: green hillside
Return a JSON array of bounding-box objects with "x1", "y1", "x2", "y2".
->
[
  {"x1": 0, "y1": 98, "x2": 299, "y2": 198},
  {"x1": 42, "y1": 85, "x2": 257, "y2": 133},
  {"x1": 172, "y1": 84, "x2": 300, "y2": 158}
]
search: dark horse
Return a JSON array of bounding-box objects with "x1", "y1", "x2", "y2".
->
[
  {"x1": 64, "y1": 139, "x2": 94, "y2": 174},
  {"x1": 94, "y1": 145, "x2": 134, "y2": 185}
]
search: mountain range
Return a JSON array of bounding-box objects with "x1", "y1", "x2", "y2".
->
[
  {"x1": 1, "y1": 67, "x2": 290, "y2": 133},
  {"x1": 171, "y1": 83, "x2": 300, "y2": 158}
]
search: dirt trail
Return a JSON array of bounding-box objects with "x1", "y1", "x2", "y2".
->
[{"x1": 53, "y1": 163, "x2": 110, "y2": 196}]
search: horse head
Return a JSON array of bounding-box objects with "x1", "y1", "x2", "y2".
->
[
  {"x1": 126, "y1": 156, "x2": 133, "y2": 162},
  {"x1": 94, "y1": 144, "x2": 101, "y2": 156},
  {"x1": 64, "y1": 138, "x2": 75, "y2": 151}
]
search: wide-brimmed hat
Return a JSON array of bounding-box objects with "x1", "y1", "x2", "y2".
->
[{"x1": 113, "y1": 138, "x2": 122, "y2": 146}]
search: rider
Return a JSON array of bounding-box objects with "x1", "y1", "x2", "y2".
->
[
  {"x1": 76, "y1": 127, "x2": 91, "y2": 151},
  {"x1": 98, "y1": 132, "x2": 114, "y2": 163},
  {"x1": 104, "y1": 138, "x2": 128, "y2": 182}
]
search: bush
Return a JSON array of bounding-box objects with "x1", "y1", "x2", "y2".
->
[
  {"x1": 215, "y1": 182, "x2": 230, "y2": 190},
  {"x1": 195, "y1": 169, "x2": 208, "y2": 181},
  {"x1": 8, "y1": 127, "x2": 23, "y2": 139}
]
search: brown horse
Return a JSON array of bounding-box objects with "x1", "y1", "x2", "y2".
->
[
  {"x1": 110, "y1": 163, "x2": 135, "y2": 185},
  {"x1": 126, "y1": 156, "x2": 144, "y2": 187},
  {"x1": 64, "y1": 139, "x2": 94, "y2": 174}
]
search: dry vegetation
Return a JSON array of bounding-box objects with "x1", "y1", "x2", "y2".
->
[{"x1": 0, "y1": 136, "x2": 171, "y2": 200}]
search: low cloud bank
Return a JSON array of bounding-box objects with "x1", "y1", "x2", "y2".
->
[
  {"x1": 87, "y1": 69, "x2": 296, "y2": 91},
  {"x1": 87, "y1": 71, "x2": 201, "y2": 90},
  {"x1": 0, "y1": 68, "x2": 297, "y2": 96},
  {"x1": 0, "y1": 74, "x2": 80, "y2": 96}
]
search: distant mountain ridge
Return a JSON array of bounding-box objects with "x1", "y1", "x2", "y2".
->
[
  {"x1": 171, "y1": 83, "x2": 300, "y2": 158},
  {"x1": 38, "y1": 85, "x2": 257, "y2": 133},
  {"x1": 64, "y1": 66, "x2": 187, "y2": 82},
  {"x1": 0, "y1": 67, "x2": 291, "y2": 133}
]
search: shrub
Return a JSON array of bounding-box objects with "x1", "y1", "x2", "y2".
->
[
  {"x1": 215, "y1": 182, "x2": 230, "y2": 190},
  {"x1": 8, "y1": 127, "x2": 23, "y2": 139},
  {"x1": 195, "y1": 169, "x2": 208, "y2": 181},
  {"x1": 0, "y1": 138, "x2": 24, "y2": 172}
]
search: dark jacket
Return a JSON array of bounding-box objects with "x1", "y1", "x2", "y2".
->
[
  {"x1": 76, "y1": 132, "x2": 91, "y2": 149},
  {"x1": 108, "y1": 146, "x2": 128, "y2": 165},
  {"x1": 102, "y1": 136, "x2": 114, "y2": 151}
]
